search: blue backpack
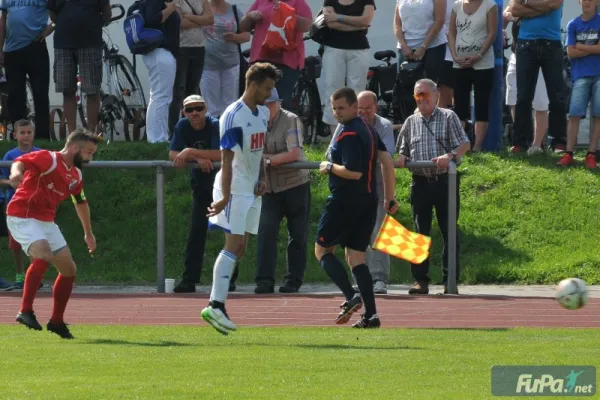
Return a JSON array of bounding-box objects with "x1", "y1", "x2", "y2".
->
[{"x1": 123, "y1": 0, "x2": 164, "y2": 55}]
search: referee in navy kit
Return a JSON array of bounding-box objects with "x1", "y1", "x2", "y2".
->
[{"x1": 314, "y1": 87, "x2": 399, "y2": 329}]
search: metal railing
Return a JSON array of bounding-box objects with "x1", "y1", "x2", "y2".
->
[{"x1": 0, "y1": 160, "x2": 459, "y2": 294}]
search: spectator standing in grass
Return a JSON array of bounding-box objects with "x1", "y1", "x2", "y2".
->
[
  {"x1": 169, "y1": 95, "x2": 239, "y2": 293},
  {"x1": 0, "y1": 120, "x2": 40, "y2": 290},
  {"x1": 557, "y1": 0, "x2": 600, "y2": 169},
  {"x1": 47, "y1": 0, "x2": 111, "y2": 134},
  {"x1": 356, "y1": 90, "x2": 395, "y2": 295},
  {"x1": 254, "y1": 88, "x2": 310, "y2": 294},
  {"x1": 0, "y1": 0, "x2": 54, "y2": 140},
  {"x1": 395, "y1": 79, "x2": 470, "y2": 295},
  {"x1": 168, "y1": 0, "x2": 213, "y2": 136}
]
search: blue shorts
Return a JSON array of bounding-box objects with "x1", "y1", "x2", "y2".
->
[
  {"x1": 316, "y1": 194, "x2": 378, "y2": 252},
  {"x1": 569, "y1": 76, "x2": 600, "y2": 118}
]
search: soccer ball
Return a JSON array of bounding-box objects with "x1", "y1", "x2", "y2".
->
[{"x1": 555, "y1": 278, "x2": 589, "y2": 310}]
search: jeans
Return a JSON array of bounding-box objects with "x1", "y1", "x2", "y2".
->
[
  {"x1": 169, "y1": 47, "x2": 205, "y2": 134},
  {"x1": 3, "y1": 41, "x2": 51, "y2": 140},
  {"x1": 514, "y1": 39, "x2": 567, "y2": 148},
  {"x1": 569, "y1": 76, "x2": 600, "y2": 117}
]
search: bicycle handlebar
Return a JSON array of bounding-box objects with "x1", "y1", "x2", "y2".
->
[{"x1": 108, "y1": 4, "x2": 126, "y2": 24}]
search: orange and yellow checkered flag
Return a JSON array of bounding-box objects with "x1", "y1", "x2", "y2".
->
[{"x1": 372, "y1": 214, "x2": 431, "y2": 264}]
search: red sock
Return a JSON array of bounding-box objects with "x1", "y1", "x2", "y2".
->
[
  {"x1": 50, "y1": 275, "x2": 75, "y2": 324},
  {"x1": 20, "y1": 259, "x2": 50, "y2": 313}
]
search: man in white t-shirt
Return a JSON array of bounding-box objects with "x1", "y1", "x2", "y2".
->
[{"x1": 201, "y1": 62, "x2": 280, "y2": 335}]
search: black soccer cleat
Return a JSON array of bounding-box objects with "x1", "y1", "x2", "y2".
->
[
  {"x1": 16, "y1": 311, "x2": 43, "y2": 331},
  {"x1": 335, "y1": 294, "x2": 363, "y2": 325},
  {"x1": 352, "y1": 314, "x2": 381, "y2": 329},
  {"x1": 47, "y1": 321, "x2": 74, "y2": 339}
]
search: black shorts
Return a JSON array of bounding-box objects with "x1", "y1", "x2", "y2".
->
[
  {"x1": 438, "y1": 60, "x2": 455, "y2": 89},
  {"x1": 315, "y1": 194, "x2": 378, "y2": 252}
]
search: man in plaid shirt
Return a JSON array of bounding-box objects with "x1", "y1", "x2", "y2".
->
[{"x1": 395, "y1": 78, "x2": 470, "y2": 295}]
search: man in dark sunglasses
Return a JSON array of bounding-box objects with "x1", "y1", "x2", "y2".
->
[{"x1": 168, "y1": 95, "x2": 238, "y2": 293}]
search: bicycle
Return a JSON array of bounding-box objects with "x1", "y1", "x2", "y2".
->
[
  {"x1": 0, "y1": 72, "x2": 36, "y2": 140},
  {"x1": 289, "y1": 38, "x2": 328, "y2": 145},
  {"x1": 76, "y1": 4, "x2": 147, "y2": 142},
  {"x1": 366, "y1": 50, "x2": 398, "y2": 124}
]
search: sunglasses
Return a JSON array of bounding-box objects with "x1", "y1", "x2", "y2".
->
[
  {"x1": 184, "y1": 105, "x2": 205, "y2": 113},
  {"x1": 413, "y1": 92, "x2": 431, "y2": 101}
]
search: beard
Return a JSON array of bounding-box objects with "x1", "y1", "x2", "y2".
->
[{"x1": 73, "y1": 153, "x2": 87, "y2": 169}]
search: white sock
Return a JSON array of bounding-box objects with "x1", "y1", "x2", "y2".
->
[{"x1": 209, "y1": 250, "x2": 237, "y2": 304}]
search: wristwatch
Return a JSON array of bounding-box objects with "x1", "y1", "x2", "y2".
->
[
  {"x1": 326, "y1": 162, "x2": 333, "y2": 173},
  {"x1": 450, "y1": 150, "x2": 458, "y2": 159},
  {"x1": 265, "y1": 158, "x2": 272, "y2": 167}
]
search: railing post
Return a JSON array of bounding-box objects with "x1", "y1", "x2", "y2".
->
[
  {"x1": 156, "y1": 165, "x2": 166, "y2": 293},
  {"x1": 446, "y1": 161, "x2": 458, "y2": 294}
]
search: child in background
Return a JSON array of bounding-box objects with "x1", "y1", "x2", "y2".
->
[{"x1": 0, "y1": 119, "x2": 40, "y2": 289}]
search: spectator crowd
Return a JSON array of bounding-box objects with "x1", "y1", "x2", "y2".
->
[{"x1": 1, "y1": 0, "x2": 599, "y2": 295}]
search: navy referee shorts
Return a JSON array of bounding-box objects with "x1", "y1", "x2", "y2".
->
[{"x1": 315, "y1": 194, "x2": 378, "y2": 252}]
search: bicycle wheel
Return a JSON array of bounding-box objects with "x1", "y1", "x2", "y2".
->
[
  {"x1": 110, "y1": 55, "x2": 146, "y2": 141},
  {"x1": 291, "y1": 80, "x2": 321, "y2": 145}
]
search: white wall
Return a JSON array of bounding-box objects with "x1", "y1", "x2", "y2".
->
[{"x1": 47, "y1": 0, "x2": 585, "y2": 107}]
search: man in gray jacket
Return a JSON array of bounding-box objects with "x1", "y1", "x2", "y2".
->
[{"x1": 357, "y1": 91, "x2": 395, "y2": 294}]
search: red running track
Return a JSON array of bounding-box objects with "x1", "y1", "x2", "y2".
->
[{"x1": 1, "y1": 292, "x2": 599, "y2": 328}]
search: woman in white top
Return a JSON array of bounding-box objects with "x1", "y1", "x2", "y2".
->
[
  {"x1": 448, "y1": 0, "x2": 497, "y2": 151},
  {"x1": 394, "y1": 0, "x2": 447, "y2": 82}
]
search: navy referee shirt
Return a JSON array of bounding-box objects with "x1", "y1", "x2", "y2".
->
[{"x1": 327, "y1": 116, "x2": 387, "y2": 197}]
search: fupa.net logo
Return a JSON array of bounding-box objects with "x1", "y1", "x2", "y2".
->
[
  {"x1": 516, "y1": 370, "x2": 593, "y2": 395},
  {"x1": 491, "y1": 366, "x2": 596, "y2": 397}
]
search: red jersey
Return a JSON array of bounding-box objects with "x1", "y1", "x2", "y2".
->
[{"x1": 6, "y1": 150, "x2": 84, "y2": 222}]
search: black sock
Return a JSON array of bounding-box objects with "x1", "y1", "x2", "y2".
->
[
  {"x1": 567, "y1": 151, "x2": 574, "y2": 156},
  {"x1": 320, "y1": 253, "x2": 356, "y2": 301},
  {"x1": 210, "y1": 300, "x2": 225, "y2": 311},
  {"x1": 352, "y1": 264, "x2": 376, "y2": 319}
]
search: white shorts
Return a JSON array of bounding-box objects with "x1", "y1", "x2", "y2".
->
[
  {"x1": 6, "y1": 216, "x2": 67, "y2": 254},
  {"x1": 208, "y1": 188, "x2": 262, "y2": 235},
  {"x1": 505, "y1": 54, "x2": 549, "y2": 112}
]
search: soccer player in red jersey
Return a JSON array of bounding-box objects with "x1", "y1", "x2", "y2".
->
[{"x1": 6, "y1": 129, "x2": 100, "y2": 339}]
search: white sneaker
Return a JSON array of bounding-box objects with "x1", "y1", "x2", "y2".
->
[
  {"x1": 201, "y1": 306, "x2": 237, "y2": 335},
  {"x1": 373, "y1": 280, "x2": 388, "y2": 294},
  {"x1": 527, "y1": 145, "x2": 544, "y2": 155}
]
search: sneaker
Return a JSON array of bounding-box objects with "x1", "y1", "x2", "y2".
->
[
  {"x1": 552, "y1": 144, "x2": 566, "y2": 154},
  {"x1": 279, "y1": 282, "x2": 299, "y2": 293},
  {"x1": 527, "y1": 145, "x2": 544, "y2": 155},
  {"x1": 408, "y1": 281, "x2": 429, "y2": 295},
  {"x1": 557, "y1": 153, "x2": 574, "y2": 166},
  {"x1": 47, "y1": 321, "x2": 74, "y2": 339},
  {"x1": 509, "y1": 145, "x2": 522, "y2": 153},
  {"x1": 201, "y1": 306, "x2": 237, "y2": 335},
  {"x1": 335, "y1": 294, "x2": 362, "y2": 325},
  {"x1": 173, "y1": 281, "x2": 196, "y2": 293},
  {"x1": 352, "y1": 314, "x2": 381, "y2": 329},
  {"x1": 254, "y1": 284, "x2": 274, "y2": 294},
  {"x1": 373, "y1": 280, "x2": 387, "y2": 294},
  {"x1": 16, "y1": 311, "x2": 43, "y2": 331},
  {"x1": 585, "y1": 153, "x2": 597, "y2": 169}
]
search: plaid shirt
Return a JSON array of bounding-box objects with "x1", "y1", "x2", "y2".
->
[{"x1": 396, "y1": 107, "x2": 469, "y2": 177}]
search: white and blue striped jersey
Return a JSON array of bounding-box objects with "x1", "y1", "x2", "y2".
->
[{"x1": 215, "y1": 99, "x2": 270, "y2": 196}]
